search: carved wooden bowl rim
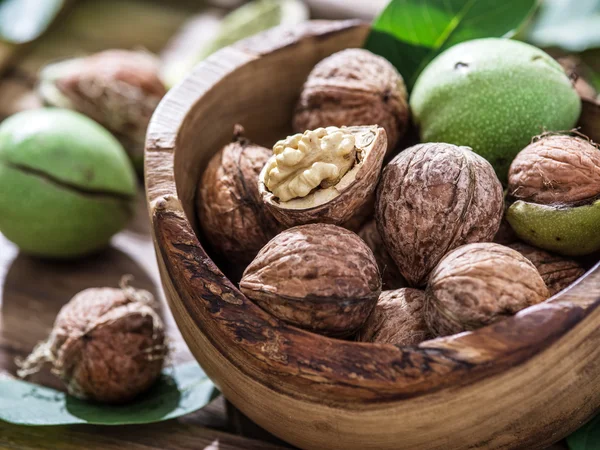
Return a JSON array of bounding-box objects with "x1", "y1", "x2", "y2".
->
[{"x1": 145, "y1": 19, "x2": 600, "y2": 408}]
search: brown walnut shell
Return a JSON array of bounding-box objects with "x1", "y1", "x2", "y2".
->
[
  {"x1": 198, "y1": 126, "x2": 281, "y2": 266},
  {"x1": 293, "y1": 48, "x2": 409, "y2": 152},
  {"x1": 376, "y1": 143, "x2": 504, "y2": 287},
  {"x1": 356, "y1": 288, "x2": 430, "y2": 346},
  {"x1": 425, "y1": 243, "x2": 549, "y2": 337},
  {"x1": 259, "y1": 125, "x2": 387, "y2": 228},
  {"x1": 39, "y1": 50, "x2": 166, "y2": 145},
  {"x1": 239, "y1": 223, "x2": 381, "y2": 337},
  {"x1": 508, "y1": 134, "x2": 600, "y2": 206},
  {"x1": 17, "y1": 280, "x2": 166, "y2": 404},
  {"x1": 508, "y1": 242, "x2": 586, "y2": 297},
  {"x1": 357, "y1": 219, "x2": 406, "y2": 290}
]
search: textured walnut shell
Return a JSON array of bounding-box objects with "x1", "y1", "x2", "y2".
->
[
  {"x1": 39, "y1": 50, "x2": 166, "y2": 145},
  {"x1": 198, "y1": 126, "x2": 281, "y2": 266},
  {"x1": 356, "y1": 288, "x2": 430, "y2": 346},
  {"x1": 508, "y1": 134, "x2": 600, "y2": 206},
  {"x1": 293, "y1": 48, "x2": 409, "y2": 152},
  {"x1": 259, "y1": 125, "x2": 387, "y2": 228},
  {"x1": 508, "y1": 242, "x2": 585, "y2": 297},
  {"x1": 358, "y1": 219, "x2": 406, "y2": 290},
  {"x1": 18, "y1": 281, "x2": 166, "y2": 404},
  {"x1": 425, "y1": 243, "x2": 549, "y2": 337},
  {"x1": 376, "y1": 143, "x2": 504, "y2": 287},
  {"x1": 239, "y1": 224, "x2": 381, "y2": 336},
  {"x1": 558, "y1": 56, "x2": 598, "y2": 100}
]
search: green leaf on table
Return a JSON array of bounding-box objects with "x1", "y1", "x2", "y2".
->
[
  {"x1": 0, "y1": 0, "x2": 65, "y2": 44},
  {"x1": 526, "y1": 0, "x2": 600, "y2": 52},
  {"x1": 365, "y1": 0, "x2": 538, "y2": 90},
  {"x1": 0, "y1": 362, "x2": 216, "y2": 426},
  {"x1": 567, "y1": 413, "x2": 600, "y2": 450}
]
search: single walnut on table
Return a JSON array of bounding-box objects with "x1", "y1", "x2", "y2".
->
[
  {"x1": 240, "y1": 223, "x2": 381, "y2": 337},
  {"x1": 424, "y1": 243, "x2": 549, "y2": 337},
  {"x1": 198, "y1": 125, "x2": 281, "y2": 267},
  {"x1": 376, "y1": 143, "x2": 504, "y2": 287},
  {"x1": 259, "y1": 125, "x2": 387, "y2": 228},
  {"x1": 293, "y1": 48, "x2": 409, "y2": 153},
  {"x1": 357, "y1": 288, "x2": 430, "y2": 346}
]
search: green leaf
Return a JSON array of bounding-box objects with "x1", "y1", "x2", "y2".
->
[
  {"x1": 0, "y1": 0, "x2": 65, "y2": 44},
  {"x1": 0, "y1": 362, "x2": 216, "y2": 426},
  {"x1": 365, "y1": 0, "x2": 538, "y2": 90},
  {"x1": 526, "y1": 0, "x2": 600, "y2": 52},
  {"x1": 567, "y1": 414, "x2": 600, "y2": 450}
]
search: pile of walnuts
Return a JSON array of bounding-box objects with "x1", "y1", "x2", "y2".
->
[{"x1": 198, "y1": 49, "x2": 591, "y2": 345}]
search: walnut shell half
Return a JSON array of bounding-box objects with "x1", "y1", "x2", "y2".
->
[
  {"x1": 508, "y1": 242, "x2": 585, "y2": 296},
  {"x1": 259, "y1": 125, "x2": 387, "y2": 228},
  {"x1": 425, "y1": 243, "x2": 549, "y2": 337},
  {"x1": 508, "y1": 134, "x2": 600, "y2": 206},
  {"x1": 357, "y1": 288, "x2": 430, "y2": 346},
  {"x1": 293, "y1": 48, "x2": 409, "y2": 152},
  {"x1": 239, "y1": 223, "x2": 381, "y2": 337},
  {"x1": 198, "y1": 126, "x2": 281, "y2": 266},
  {"x1": 376, "y1": 143, "x2": 504, "y2": 287}
]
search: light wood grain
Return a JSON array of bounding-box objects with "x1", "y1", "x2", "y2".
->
[{"x1": 145, "y1": 20, "x2": 600, "y2": 450}]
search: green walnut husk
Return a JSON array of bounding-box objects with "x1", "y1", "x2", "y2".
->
[
  {"x1": 507, "y1": 200, "x2": 600, "y2": 256},
  {"x1": 0, "y1": 108, "x2": 136, "y2": 258},
  {"x1": 410, "y1": 38, "x2": 581, "y2": 182}
]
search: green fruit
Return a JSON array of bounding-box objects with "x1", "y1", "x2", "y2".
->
[
  {"x1": 410, "y1": 38, "x2": 581, "y2": 182},
  {"x1": 0, "y1": 108, "x2": 136, "y2": 258},
  {"x1": 506, "y1": 200, "x2": 600, "y2": 256}
]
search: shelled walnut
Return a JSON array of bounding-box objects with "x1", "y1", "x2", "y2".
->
[
  {"x1": 259, "y1": 125, "x2": 387, "y2": 227},
  {"x1": 293, "y1": 48, "x2": 409, "y2": 153},
  {"x1": 240, "y1": 223, "x2": 381, "y2": 337}
]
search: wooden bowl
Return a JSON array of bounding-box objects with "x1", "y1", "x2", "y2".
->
[{"x1": 145, "y1": 20, "x2": 600, "y2": 450}]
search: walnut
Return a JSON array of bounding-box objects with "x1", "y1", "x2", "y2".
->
[
  {"x1": 508, "y1": 242, "x2": 585, "y2": 296},
  {"x1": 356, "y1": 289, "x2": 430, "y2": 346},
  {"x1": 493, "y1": 218, "x2": 519, "y2": 246},
  {"x1": 17, "y1": 278, "x2": 166, "y2": 404},
  {"x1": 508, "y1": 134, "x2": 600, "y2": 206},
  {"x1": 376, "y1": 143, "x2": 504, "y2": 287},
  {"x1": 259, "y1": 125, "x2": 387, "y2": 227},
  {"x1": 357, "y1": 219, "x2": 406, "y2": 290},
  {"x1": 293, "y1": 48, "x2": 409, "y2": 153},
  {"x1": 239, "y1": 224, "x2": 381, "y2": 337},
  {"x1": 425, "y1": 243, "x2": 549, "y2": 337},
  {"x1": 39, "y1": 50, "x2": 166, "y2": 148},
  {"x1": 198, "y1": 126, "x2": 281, "y2": 266}
]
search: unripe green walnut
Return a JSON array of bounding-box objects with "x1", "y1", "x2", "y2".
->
[
  {"x1": 0, "y1": 108, "x2": 136, "y2": 258},
  {"x1": 410, "y1": 38, "x2": 581, "y2": 182}
]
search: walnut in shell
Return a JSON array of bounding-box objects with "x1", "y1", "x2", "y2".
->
[
  {"x1": 357, "y1": 288, "x2": 430, "y2": 346},
  {"x1": 293, "y1": 48, "x2": 409, "y2": 153},
  {"x1": 17, "y1": 278, "x2": 166, "y2": 404},
  {"x1": 508, "y1": 134, "x2": 600, "y2": 206},
  {"x1": 508, "y1": 242, "x2": 585, "y2": 296},
  {"x1": 358, "y1": 219, "x2": 406, "y2": 290},
  {"x1": 506, "y1": 134, "x2": 600, "y2": 256},
  {"x1": 259, "y1": 125, "x2": 387, "y2": 227},
  {"x1": 38, "y1": 50, "x2": 166, "y2": 154},
  {"x1": 376, "y1": 143, "x2": 504, "y2": 287},
  {"x1": 425, "y1": 243, "x2": 549, "y2": 337},
  {"x1": 198, "y1": 125, "x2": 281, "y2": 266},
  {"x1": 239, "y1": 223, "x2": 381, "y2": 337}
]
